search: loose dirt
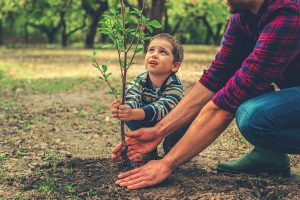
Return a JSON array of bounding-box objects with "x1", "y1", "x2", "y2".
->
[{"x1": 1, "y1": 89, "x2": 300, "y2": 199}]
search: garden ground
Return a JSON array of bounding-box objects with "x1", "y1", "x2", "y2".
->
[{"x1": 0, "y1": 46, "x2": 299, "y2": 199}]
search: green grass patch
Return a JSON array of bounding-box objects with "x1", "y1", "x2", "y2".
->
[
  {"x1": 0, "y1": 77, "x2": 89, "y2": 94},
  {"x1": 0, "y1": 153, "x2": 7, "y2": 161},
  {"x1": 38, "y1": 177, "x2": 56, "y2": 194},
  {"x1": 41, "y1": 150, "x2": 61, "y2": 161}
]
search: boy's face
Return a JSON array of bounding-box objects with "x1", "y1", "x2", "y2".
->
[{"x1": 145, "y1": 39, "x2": 180, "y2": 76}]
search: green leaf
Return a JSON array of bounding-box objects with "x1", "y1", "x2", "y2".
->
[
  {"x1": 133, "y1": 7, "x2": 142, "y2": 15},
  {"x1": 92, "y1": 51, "x2": 96, "y2": 56},
  {"x1": 98, "y1": 76, "x2": 105, "y2": 80},
  {"x1": 141, "y1": 15, "x2": 149, "y2": 23},
  {"x1": 134, "y1": 48, "x2": 143, "y2": 54},
  {"x1": 102, "y1": 65, "x2": 108, "y2": 73},
  {"x1": 149, "y1": 20, "x2": 161, "y2": 28},
  {"x1": 147, "y1": 25, "x2": 153, "y2": 33},
  {"x1": 106, "y1": 72, "x2": 112, "y2": 78},
  {"x1": 101, "y1": 44, "x2": 114, "y2": 49}
]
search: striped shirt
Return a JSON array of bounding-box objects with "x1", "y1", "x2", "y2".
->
[
  {"x1": 199, "y1": 0, "x2": 300, "y2": 113},
  {"x1": 125, "y1": 72, "x2": 183, "y2": 122}
]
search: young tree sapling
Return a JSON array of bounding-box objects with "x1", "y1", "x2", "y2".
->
[{"x1": 89, "y1": 0, "x2": 161, "y2": 161}]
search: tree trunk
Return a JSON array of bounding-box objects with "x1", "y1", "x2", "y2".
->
[
  {"x1": 0, "y1": 20, "x2": 3, "y2": 45},
  {"x1": 24, "y1": 23, "x2": 29, "y2": 44},
  {"x1": 150, "y1": 0, "x2": 165, "y2": 24},
  {"x1": 82, "y1": 0, "x2": 108, "y2": 48},
  {"x1": 85, "y1": 12, "x2": 101, "y2": 48},
  {"x1": 214, "y1": 23, "x2": 224, "y2": 45},
  {"x1": 60, "y1": 11, "x2": 68, "y2": 47},
  {"x1": 47, "y1": 32, "x2": 56, "y2": 44},
  {"x1": 143, "y1": 0, "x2": 166, "y2": 52}
]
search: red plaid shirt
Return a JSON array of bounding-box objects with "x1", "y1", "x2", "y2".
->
[{"x1": 199, "y1": 0, "x2": 300, "y2": 113}]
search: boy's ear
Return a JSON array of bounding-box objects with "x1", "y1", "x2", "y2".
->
[{"x1": 171, "y1": 62, "x2": 181, "y2": 73}]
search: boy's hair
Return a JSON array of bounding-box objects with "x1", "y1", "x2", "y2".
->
[{"x1": 150, "y1": 33, "x2": 184, "y2": 63}]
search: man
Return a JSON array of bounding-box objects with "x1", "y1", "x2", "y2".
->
[{"x1": 112, "y1": 0, "x2": 300, "y2": 189}]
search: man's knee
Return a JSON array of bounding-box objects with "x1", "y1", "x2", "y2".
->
[{"x1": 236, "y1": 99, "x2": 267, "y2": 142}]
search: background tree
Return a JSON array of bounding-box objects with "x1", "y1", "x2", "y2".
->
[
  {"x1": 59, "y1": 0, "x2": 87, "y2": 47},
  {"x1": 25, "y1": 0, "x2": 62, "y2": 44},
  {"x1": 81, "y1": 0, "x2": 109, "y2": 48},
  {"x1": 0, "y1": 0, "x2": 24, "y2": 45},
  {"x1": 0, "y1": 0, "x2": 230, "y2": 46}
]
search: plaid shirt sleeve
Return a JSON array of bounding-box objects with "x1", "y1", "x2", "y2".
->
[
  {"x1": 199, "y1": 15, "x2": 253, "y2": 93},
  {"x1": 205, "y1": 8, "x2": 300, "y2": 113}
]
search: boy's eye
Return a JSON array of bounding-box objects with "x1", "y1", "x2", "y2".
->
[
  {"x1": 148, "y1": 48, "x2": 154, "y2": 52},
  {"x1": 159, "y1": 50, "x2": 167, "y2": 55}
]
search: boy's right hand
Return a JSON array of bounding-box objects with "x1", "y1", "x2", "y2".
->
[{"x1": 110, "y1": 99, "x2": 122, "y2": 118}]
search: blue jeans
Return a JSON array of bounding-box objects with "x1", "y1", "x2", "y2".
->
[
  {"x1": 126, "y1": 120, "x2": 190, "y2": 155},
  {"x1": 236, "y1": 86, "x2": 300, "y2": 154}
]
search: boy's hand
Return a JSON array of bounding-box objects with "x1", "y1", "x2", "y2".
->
[
  {"x1": 110, "y1": 99, "x2": 122, "y2": 119},
  {"x1": 117, "y1": 105, "x2": 133, "y2": 121}
]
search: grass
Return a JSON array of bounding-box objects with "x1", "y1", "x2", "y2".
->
[
  {"x1": 0, "y1": 153, "x2": 7, "y2": 161},
  {"x1": 38, "y1": 177, "x2": 56, "y2": 194},
  {"x1": 41, "y1": 150, "x2": 61, "y2": 161},
  {"x1": 0, "y1": 45, "x2": 219, "y2": 95}
]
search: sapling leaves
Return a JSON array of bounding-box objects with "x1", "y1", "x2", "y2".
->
[{"x1": 149, "y1": 20, "x2": 161, "y2": 28}]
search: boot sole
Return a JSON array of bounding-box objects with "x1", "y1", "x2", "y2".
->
[{"x1": 217, "y1": 167, "x2": 291, "y2": 177}]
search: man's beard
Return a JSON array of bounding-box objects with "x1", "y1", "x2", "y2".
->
[{"x1": 227, "y1": 0, "x2": 252, "y2": 14}]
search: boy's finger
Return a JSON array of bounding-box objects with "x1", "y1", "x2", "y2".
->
[
  {"x1": 119, "y1": 105, "x2": 129, "y2": 110},
  {"x1": 111, "y1": 108, "x2": 118, "y2": 113},
  {"x1": 112, "y1": 143, "x2": 122, "y2": 153}
]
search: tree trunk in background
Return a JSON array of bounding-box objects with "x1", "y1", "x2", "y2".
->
[
  {"x1": 28, "y1": 21, "x2": 61, "y2": 44},
  {"x1": 214, "y1": 23, "x2": 224, "y2": 45},
  {"x1": 60, "y1": 11, "x2": 68, "y2": 47},
  {"x1": 0, "y1": 20, "x2": 3, "y2": 45},
  {"x1": 82, "y1": 0, "x2": 108, "y2": 48},
  {"x1": 143, "y1": 0, "x2": 166, "y2": 52},
  {"x1": 47, "y1": 32, "x2": 56, "y2": 44},
  {"x1": 24, "y1": 23, "x2": 29, "y2": 44}
]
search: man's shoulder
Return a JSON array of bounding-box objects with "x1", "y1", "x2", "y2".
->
[{"x1": 264, "y1": 0, "x2": 299, "y2": 14}]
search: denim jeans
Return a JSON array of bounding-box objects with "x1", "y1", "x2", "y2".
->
[
  {"x1": 126, "y1": 120, "x2": 190, "y2": 155},
  {"x1": 236, "y1": 86, "x2": 300, "y2": 154}
]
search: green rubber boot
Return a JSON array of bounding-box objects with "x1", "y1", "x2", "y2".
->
[{"x1": 216, "y1": 148, "x2": 290, "y2": 176}]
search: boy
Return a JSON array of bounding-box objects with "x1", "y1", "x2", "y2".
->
[{"x1": 110, "y1": 33, "x2": 188, "y2": 161}]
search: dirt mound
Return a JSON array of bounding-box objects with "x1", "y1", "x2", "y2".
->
[{"x1": 16, "y1": 158, "x2": 300, "y2": 199}]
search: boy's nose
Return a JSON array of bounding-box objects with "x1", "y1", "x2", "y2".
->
[{"x1": 151, "y1": 52, "x2": 158, "y2": 58}]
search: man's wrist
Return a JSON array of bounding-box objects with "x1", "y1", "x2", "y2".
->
[
  {"x1": 154, "y1": 120, "x2": 168, "y2": 138},
  {"x1": 162, "y1": 155, "x2": 177, "y2": 171}
]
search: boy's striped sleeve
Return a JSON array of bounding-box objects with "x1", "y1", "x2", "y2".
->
[{"x1": 125, "y1": 72, "x2": 147, "y2": 109}]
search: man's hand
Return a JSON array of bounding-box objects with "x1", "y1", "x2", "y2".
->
[
  {"x1": 115, "y1": 159, "x2": 173, "y2": 189},
  {"x1": 112, "y1": 127, "x2": 163, "y2": 162},
  {"x1": 110, "y1": 99, "x2": 122, "y2": 119}
]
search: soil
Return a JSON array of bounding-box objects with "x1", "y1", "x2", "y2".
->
[
  {"x1": 9, "y1": 158, "x2": 300, "y2": 199},
  {"x1": 1, "y1": 89, "x2": 300, "y2": 199}
]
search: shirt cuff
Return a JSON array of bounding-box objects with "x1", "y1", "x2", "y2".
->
[
  {"x1": 212, "y1": 88, "x2": 237, "y2": 113},
  {"x1": 142, "y1": 105, "x2": 156, "y2": 122},
  {"x1": 199, "y1": 71, "x2": 221, "y2": 93}
]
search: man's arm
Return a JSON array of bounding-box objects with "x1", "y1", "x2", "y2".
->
[{"x1": 116, "y1": 100, "x2": 234, "y2": 189}]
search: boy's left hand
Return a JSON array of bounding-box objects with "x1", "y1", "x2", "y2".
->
[{"x1": 117, "y1": 105, "x2": 133, "y2": 121}]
